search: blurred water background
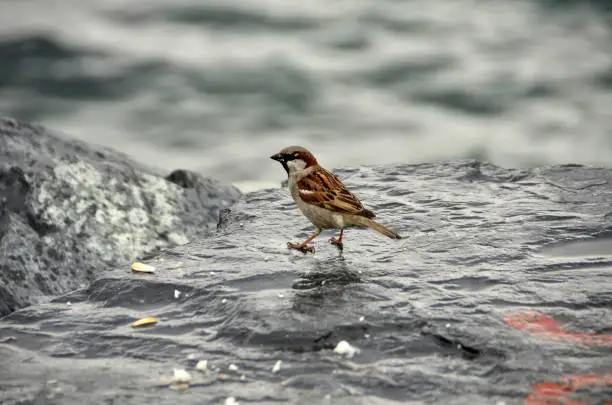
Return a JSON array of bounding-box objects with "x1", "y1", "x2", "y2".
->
[{"x1": 1, "y1": 0, "x2": 611, "y2": 187}]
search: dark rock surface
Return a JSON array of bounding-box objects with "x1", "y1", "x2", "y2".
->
[
  {"x1": 1, "y1": 161, "x2": 612, "y2": 404},
  {"x1": 0, "y1": 118, "x2": 241, "y2": 315}
]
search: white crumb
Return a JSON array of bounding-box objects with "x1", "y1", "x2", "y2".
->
[
  {"x1": 225, "y1": 397, "x2": 239, "y2": 405},
  {"x1": 195, "y1": 360, "x2": 208, "y2": 372},
  {"x1": 172, "y1": 369, "x2": 191, "y2": 384},
  {"x1": 333, "y1": 341, "x2": 360, "y2": 359}
]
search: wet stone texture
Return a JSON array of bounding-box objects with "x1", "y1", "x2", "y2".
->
[
  {"x1": 1, "y1": 161, "x2": 612, "y2": 405},
  {"x1": 0, "y1": 117, "x2": 241, "y2": 315}
]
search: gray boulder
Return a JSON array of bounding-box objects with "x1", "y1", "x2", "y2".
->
[
  {"x1": 0, "y1": 117, "x2": 241, "y2": 315},
  {"x1": 0, "y1": 161, "x2": 611, "y2": 405}
]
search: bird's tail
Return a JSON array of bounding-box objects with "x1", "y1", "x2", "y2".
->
[{"x1": 360, "y1": 218, "x2": 401, "y2": 239}]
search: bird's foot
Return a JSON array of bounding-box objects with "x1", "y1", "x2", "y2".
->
[
  {"x1": 287, "y1": 242, "x2": 315, "y2": 254},
  {"x1": 329, "y1": 237, "x2": 344, "y2": 250}
]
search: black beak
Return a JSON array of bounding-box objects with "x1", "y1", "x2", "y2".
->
[
  {"x1": 270, "y1": 153, "x2": 284, "y2": 162},
  {"x1": 271, "y1": 152, "x2": 291, "y2": 174}
]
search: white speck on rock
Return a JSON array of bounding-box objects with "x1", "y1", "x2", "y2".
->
[
  {"x1": 228, "y1": 364, "x2": 239, "y2": 371},
  {"x1": 272, "y1": 360, "x2": 282, "y2": 373},
  {"x1": 222, "y1": 299, "x2": 227, "y2": 304},
  {"x1": 172, "y1": 369, "x2": 191, "y2": 384},
  {"x1": 359, "y1": 316, "x2": 365, "y2": 322},
  {"x1": 225, "y1": 397, "x2": 239, "y2": 405},
  {"x1": 174, "y1": 290, "x2": 181, "y2": 299},
  {"x1": 195, "y1": 360, "x2": 208, "y2": 372},
  {"x1": 333, "y1": 341, "x2": 360, "y2": 358},
  {"x1": 278, "y1": 293, "x2": 285, "y2": 299}
]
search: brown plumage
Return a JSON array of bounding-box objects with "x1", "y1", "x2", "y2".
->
[{"x1": 297, "y1": 167, "x2": 376, "y2": 219}]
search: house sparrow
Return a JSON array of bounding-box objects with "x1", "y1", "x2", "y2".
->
[{"x1": 271, "y1": 145, "x2": 401, "y2": 253}]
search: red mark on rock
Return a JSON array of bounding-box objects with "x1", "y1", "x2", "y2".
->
[
  {"x1": 505, "y1": 311, "x2": 612, "y2": 405},
  {"x1": 505, "y1": 311, "x2": 612, "y2": 347},
  {"x1": 525, "y1": 374, "x2": 612, "y2": 405}
]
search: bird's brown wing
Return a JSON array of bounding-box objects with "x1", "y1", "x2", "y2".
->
[{"x1": 297, "y1": 167, "x2": 375, "y2": 218}]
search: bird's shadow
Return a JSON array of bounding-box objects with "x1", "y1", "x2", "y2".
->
[
  {"x1": 292, "y1": 255, "x2": 360, "y2": 289},
  {"x1": 290, "y1": 256, "x2": 362, "y2": 316}
]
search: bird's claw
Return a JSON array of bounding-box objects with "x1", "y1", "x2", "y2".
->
[
  {"x1": 287, "y1": 242, "x2": 315, "y2": 254},
  {"x1": 329, "y1": 237, "x2": 343, "y2": 250}
]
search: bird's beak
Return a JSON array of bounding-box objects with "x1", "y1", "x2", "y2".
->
[{"x1": 271, "y1": 152, "x2": 290, "y2": 174}]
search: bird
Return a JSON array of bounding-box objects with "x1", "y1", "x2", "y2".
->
[{"x1": 270, "y1": 145, "x2": 401, "y2": 253}]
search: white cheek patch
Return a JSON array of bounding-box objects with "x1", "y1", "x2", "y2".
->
[
  {"x1": 299, "y1": 189, "x2": 315, "y2": 195},
  {"x1": 287, "y1": 159, "x2": 307, "y2": 171}
]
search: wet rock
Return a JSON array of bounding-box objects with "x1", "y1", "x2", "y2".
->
[
  {"x1": 0, "y1": 118, "x2": 241, "y2": 315},
  {"x1": 0, "y1": 161, "x2": 611, "y2": 404}
]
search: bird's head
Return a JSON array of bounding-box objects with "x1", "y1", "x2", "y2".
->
[{"x1": 270, "y1": 145, "x2": 318, "y2": 175}]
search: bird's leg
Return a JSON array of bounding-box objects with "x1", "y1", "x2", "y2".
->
[
  {"x1": 329, "y1": 229, "x2": 344, "y2": 250},
  {"x1": 288, "y1": 229, "x2": 320, "y2": 253}
]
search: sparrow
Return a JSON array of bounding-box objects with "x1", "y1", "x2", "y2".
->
[{"x1": 270, "y1": 145, "x2": 401, "y2": 253}]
